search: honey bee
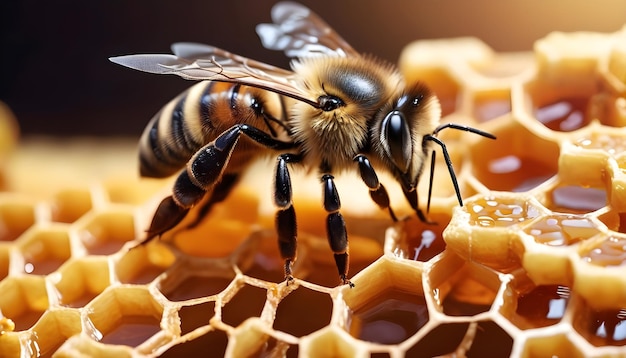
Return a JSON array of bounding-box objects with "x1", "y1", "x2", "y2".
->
[{"x1": 110, "y1": 2, "x2": 495, "y2": 287}]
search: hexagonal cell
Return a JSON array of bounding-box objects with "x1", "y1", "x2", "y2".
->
[
  {"x1": 75, "y1": 210, "x2": 137, "y2": 255},
  {"x1": 469, "y1": 118, "x2": 559, "y2": 192},
  {"x1": 272, "y1": 285, "x2": 332, "y2": 338},
  {"x1": 464, "y1": 195, "x2": 543, "y2": 228},
  {"x1": 17, "y1": 226, "x2": 72, "y2": 275},
  {"x1": 445, "y1": 194, "x2": 544, "y2": 270},
  {"x1": 572, "y1": 298, "x2": 626, "y2": 347},
  {"x1": 404, "y1": 322, "x2": 471, "y2": 357},
  {"x1": 574, "y1": 234, "x2": 626, "y2": 310},
  {"x1": 0, "y1": 276, "x2": 48, "y2": 331},
  {"x1": 27, "y1": 308, "x2": 81, "y2": 357},
  {"x1": 114, "y1": 243, "x2": 174, "y2": 285},
  {"x1": 300, "y1": 326, "x2": 366, "y2": 358},
  {"x1": 157, "y1": 266, "x2": 234, "y2": 302},
  {"x1": 85, "y1": 286, "x2": 164, "y2": 348},
  {"x1": 104, "y1": 176, "x2": 168, "y2": 205},
  {"x1": 48, "y1": 257, "x2": 110, "y2": 308},
  {"x1": 160, "y1": 328, "x2": 228, "y2": 358},
  {"x1": 178, "y1": 301, "x2": 215, "y2": 336},
  {"x1": 50, "y1": 188, "x2": 93, "y2": 223},
  {"x1": 520, "y1": 332, "x2": 584, "y2": 358},
  {"x1": 0, "y1": 198, "x2": 35, "y2": 242},
  {"x1": 472, "y1": 89, "x2": 512, "y2": 122},
  {"x1": 386, "y1": 214, "x2": 449, "y2": 262},
  {"x1": 500, "y1": 273, "x2": 570, "y2": 330},
  {"x1": 427, "y1": 252, "x2": 501, "y2": 316},
  {"x1": 523, "y1": 214, "x2": 602, "y2": 247},
  {"x1": 242, "y1": 230, "x2": 302, "y2": 284},
  {"x1": 463, "y1": 321, "x2": 514, "y2": 357},
  {"x1": 221, "y1": 284, "x2": 267, "y2": 328},
  {"x1": 343, "y1": 257, "x2": 428, "y2": 345},
  {"x1": 543, "y1": 184, "x2": 607, "y2": 214}
]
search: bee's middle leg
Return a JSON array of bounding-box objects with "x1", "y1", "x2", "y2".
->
[{"x1": 322, "y1": 174, "x2": 354, "y2": 287}]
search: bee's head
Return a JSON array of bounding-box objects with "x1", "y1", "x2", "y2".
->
[{"x1": 372, "y1": 83, "x2": 441, "y2": 191}]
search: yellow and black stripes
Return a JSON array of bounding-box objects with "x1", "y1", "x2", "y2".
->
[{"x1": 138, "y1": 81, "x2": 288, "y2": 178}]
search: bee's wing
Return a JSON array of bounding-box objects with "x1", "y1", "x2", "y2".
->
[
  {"x1": 109, "y1": 43, "x2": 319, "y2": 108},
  {"x1": 256, "y1": 2, "x2": 359, "y2": 58}
]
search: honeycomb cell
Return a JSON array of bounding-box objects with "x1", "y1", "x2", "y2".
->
[
  {"x1": 404, "y1": 322, "x2": 470, "y2": 357},
  {"x1": 17, "y1": 226, "x2": 72, "y2": 275},
  {"x1": 76, "y1": 210, "x2": 137, "y2": 255},
  {"x1": 523, "y1": 214, "x2": 601, "y2": 247},
  {"x1": 50, "y1": 188, "x2": 93, "y2": 223},
  {"x1": 300, "y1": 326, "x2": 366, "y2": 358},
  {"x1": 572, "y1": 298, "x2": 626, "y2": 347},
  {"x1": 520, "y1": 333, "x2": 584, "y2": 358},
  {"x1": 0, "y1": 197, "x2": 35, "y2": 242},
  {"x1": 221, "y1": 284, "x2": 267, "y2": 328},
  {"x1": 426, "y1": 252, "x2": 501, "y2": 316},
  {"x1": 242, "y1": 230, "x2": 298, "y2": 283},
  {"x1": 178, "y1": 301, "x2": 215, "y2": 336},
  {"x1": 343, "y1": 256, "x2": 427, "y2": 345},
  {"x1": 104, "y1": 176, "x2": 169, "y2": 205},
  {"x1": 465, "y1": 195, "x2": 543, "y2": 228},
  {"x1": 48, "y1": 257, "x2": 110, "y2": 308},
  {"x1": 273, "y1": 285, "x2": 332, "y2": 338},
  {"x1": 532, "y1": 92, "x2": 595, "y2": 132},
  {"x1": 85, "y1": 286, "x2": 164, "y2": 349},
  {"x1": 27, "y1": 308, "x2": 81, "y2": 357},
  {"x1": 500, "y1": 273, "x2": 570, "y2": 330},
  {"x1": 157, "y1": 263, "x2": 235, "y2": 302},
  {"x1": 469, "y1": 118, "x2": 559, "y2": 192},
  {"x1": 386, "y1": 214, "x2": 449, "y2": 262},
  {"x1": 114, "y1": 243, "x2": 174, "y2": 284},
  {"x1": 544, "y1": 184, "x2": 607, "y2": 214},
  {"x1": 0, "y1": 276, "x2": 48, "y2": 331},
  {"x1": 472, "y1": 89, "x2": 512, "y2": 122},
  {"x1": 579, "y1": 234, "x2": 626, "y2": 267},
  {"x1": 463, "y1": 321, "x2": 514, "y2": 357},
  {"x1": 160, "y1": 328, "x2": 228, "y2": 358}
]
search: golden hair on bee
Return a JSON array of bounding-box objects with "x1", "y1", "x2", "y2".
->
[{"x1": 290, "y1": 55, "x2": 404, "y2": 169}]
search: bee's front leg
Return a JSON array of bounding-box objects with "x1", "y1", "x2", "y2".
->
[
  {"x1": 354, "y1": 154, "x2": 398, "y2": 222},
  {"x1": 322, "y1": 174, "x2": 354, "y2": 288}
]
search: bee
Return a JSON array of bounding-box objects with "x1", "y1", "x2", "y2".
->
[{"x1": 110, "y1": 2, "x2": 495, "y2": 287}]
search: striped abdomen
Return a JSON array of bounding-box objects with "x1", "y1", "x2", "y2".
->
[{"x1": 139, "y1": 81, "x2": 288, "y2": 178}]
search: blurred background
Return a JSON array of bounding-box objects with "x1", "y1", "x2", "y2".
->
[{"x1": 1, "y1": 0, "x2": 625, "y2": 138}]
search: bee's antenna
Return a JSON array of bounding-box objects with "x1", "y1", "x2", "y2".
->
[
  {"x1": 426, "y1": 123, "x2": 495, "y2": 208},
  {"x1": 424, "y1": 135, "x2": 463, "y2": 207},
  {"x1": 427, "y1": 150, "x2": 436, "y2": 213},
  {"x1": 433, "y1": 123, "x2": 496, "y2": 139}
]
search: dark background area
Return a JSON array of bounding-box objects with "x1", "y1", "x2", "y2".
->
[{"x1": 1, "y1": 0, "x2": 625, "y2": 138}]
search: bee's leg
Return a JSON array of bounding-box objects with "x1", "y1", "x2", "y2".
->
[
  {"x1": 274, "y1": 153, "x2": 301, "y2": 284},
  {"x1": 184, "y1": 173, "x2": 240, "y2": 230},
  {"x1": 143, "y1": 124, "x2": 285, "y2": 244},
  {"x1": 143, "y1": 170, "x2": 205, "y2": 243},
  {"x1": 322, "y1": 174, "x2": 354, "y2": 288},
  {"x1": 354, "y1": 154, "x2": 398, "y2": 222},
  {"x1": 402, "y1": 185, "x2": 437, "y2": 225}
]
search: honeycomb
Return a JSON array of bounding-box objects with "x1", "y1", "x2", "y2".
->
[{"x1": 1, "y1": 25, "x2": 626, "y2": 358}]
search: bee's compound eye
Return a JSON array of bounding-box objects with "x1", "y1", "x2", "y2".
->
[
  {"x1": 318, "y1": 95, "x2": 345, "y2": 112},
  {"x1": 381, "y1": 110, "x2": 412, "y2": 173}
]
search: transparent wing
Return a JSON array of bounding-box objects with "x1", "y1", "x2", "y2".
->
[
  {"x1": 256, "y1": 1, "x2": 359, "y2": 58},
  {"x1": 109, "y1": 43, "x2": 319, "y2": 108}
]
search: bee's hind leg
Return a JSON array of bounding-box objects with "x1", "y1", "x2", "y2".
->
[{"x1": 141, "y1": 170, "x2": 205, "y2": 244}]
